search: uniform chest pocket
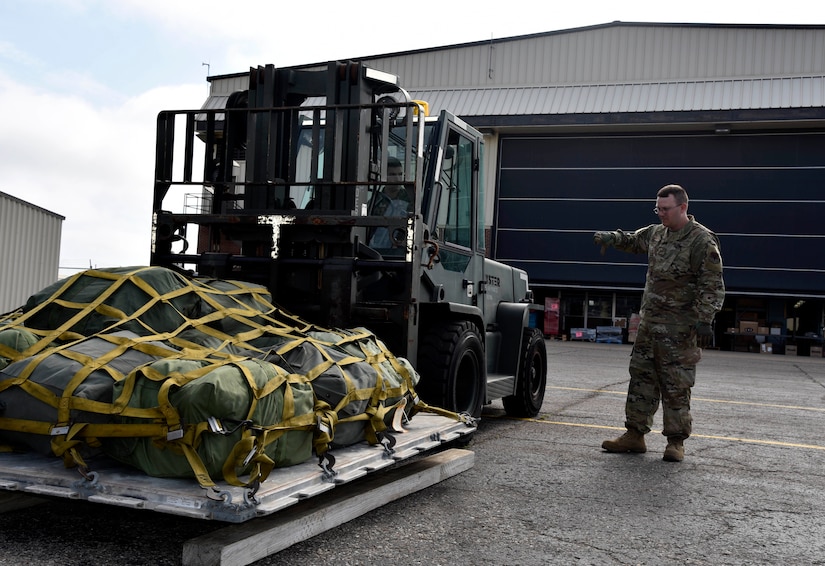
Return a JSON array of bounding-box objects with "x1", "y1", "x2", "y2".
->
[{"x1": 650, "y1": 238, "x2": 688, "y2": 276}]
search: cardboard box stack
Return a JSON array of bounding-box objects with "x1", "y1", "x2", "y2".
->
[
  {"x1": 628, "y1": 313, "x2": 641, "y2": 343},
  {"x1": 739, "y1": 321, "x2": 759, "y2": 334},
  {"x1": 570, "y1": 328, "x2": 596, "y2": 342}
]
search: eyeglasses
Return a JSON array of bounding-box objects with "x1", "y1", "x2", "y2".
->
[{"x1": 653, "y1": 205, "x2": 681, "y2": 214}]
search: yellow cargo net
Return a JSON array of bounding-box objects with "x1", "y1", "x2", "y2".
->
[{"x1": 0, "y1": 266, "x2": 454, "y2": 490}]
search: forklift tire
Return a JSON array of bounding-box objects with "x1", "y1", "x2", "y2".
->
[
  {"x1": 503, "y1": 328, "x2": 547, "y2": 418},
  {"x1": 417, "y1": 320, "x2": 485, "y2": 419}
]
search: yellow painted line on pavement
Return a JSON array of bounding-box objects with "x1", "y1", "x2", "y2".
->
[
  {"x1": 693, "y1": 433, "x2": 825, "y2": 451},
  {"x1": 500, "y1": 417, "x2": 825, "y2": 451},
  {"x1": 549, "y1": 385, "x2": 825, "y2": 413}
]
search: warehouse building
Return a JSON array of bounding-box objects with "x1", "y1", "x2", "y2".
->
[
  {"x1": 0, "y1": 192, "x2": 64, "y2": 313},
  {"x1": 207, "y1": 22, "x2": 825, "y2": 354}
]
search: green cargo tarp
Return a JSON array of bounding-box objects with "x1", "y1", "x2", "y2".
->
[{"x1": 104, "y1": 357, "x2": 315, "y2": 483}]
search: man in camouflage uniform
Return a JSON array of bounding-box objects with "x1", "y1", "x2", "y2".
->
[{"x1": 594, "y1": 184, "x2": 725, "y2": 462}]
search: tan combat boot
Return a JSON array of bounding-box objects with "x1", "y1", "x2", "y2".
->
[
  {"x1": 663, "y1": 438, "x2": 685, "y2": 462},
  {"x1": 601, "y1": 430, "x2": 646, "y2": 453}
]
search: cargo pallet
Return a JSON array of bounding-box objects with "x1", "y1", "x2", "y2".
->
[{"x1": 0, "y1": 414, "x2": 475, "y2": 565}]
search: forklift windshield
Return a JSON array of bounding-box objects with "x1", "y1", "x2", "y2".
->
[{"x1": 291, "y1": 117, "x2": 438, "y2": 215}]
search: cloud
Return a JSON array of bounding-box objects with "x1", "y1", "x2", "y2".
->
[
  {"x1": 0, "y1": 40, "x2": 40, "y2": 67},
  {"x1": 103, "y1": 0, "x2": 547, "y2": 73},
  {"x1": 0, "y1": 70, "x2": 204, "y2": 275}
]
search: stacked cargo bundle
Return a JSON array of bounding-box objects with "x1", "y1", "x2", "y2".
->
[{"x1": 0, "y1": 267, "x2": 427, "y2": 491}]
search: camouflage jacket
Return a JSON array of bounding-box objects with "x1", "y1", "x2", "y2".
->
[{"x1": 609, "y1": 215, "x2": 725, "y2": 325}]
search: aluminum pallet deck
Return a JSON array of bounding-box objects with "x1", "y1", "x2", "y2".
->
[{"x1": 0, "y1": 413, "x2": 474, "y2": 523}]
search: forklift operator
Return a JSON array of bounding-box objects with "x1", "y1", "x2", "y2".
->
[{"x1": 369, "y1": 157, "x2": 410, "y2": 248}]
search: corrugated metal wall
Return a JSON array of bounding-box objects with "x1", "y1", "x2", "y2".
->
[
  {"x1": 0, "y1": 192, "x2": 63, "y2": 312},
  {"x1": 365, "y1": 24, "x2": 825, "y2": 89},
  {"x1": 205, "y1": 24, "x2": 825, "y2": 118}
]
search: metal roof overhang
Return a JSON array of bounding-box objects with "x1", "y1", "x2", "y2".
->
[
  {"x1": 407, "y1": 76, "x2": 825, "y2": 130},
  {"x1": 199, "y1": 75, "x2": 825, "y2": 132},
  {"x1": 461, "y1": 107, "x2": 825, "y2": 131}
]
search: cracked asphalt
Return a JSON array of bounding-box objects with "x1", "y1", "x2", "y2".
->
[{"x1": 0, "y1": 340, "x2": 823, "y2": 565}]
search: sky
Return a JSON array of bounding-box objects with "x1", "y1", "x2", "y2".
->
[{"x1": 2, "y1": 0, "x2": 824, "y2": 279}]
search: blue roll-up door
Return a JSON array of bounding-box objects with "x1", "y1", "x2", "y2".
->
[{"x1": 494, "y1": 130, "x2": 825, "y2": 296}]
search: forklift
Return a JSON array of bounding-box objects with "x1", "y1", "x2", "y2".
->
[{"x1": 151, "y1": 61, "x2": 547, "y2": 419}]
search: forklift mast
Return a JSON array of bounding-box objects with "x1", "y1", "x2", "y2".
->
[{"x1": 152, "y1": 61, "x2": 429, "y2": 357}]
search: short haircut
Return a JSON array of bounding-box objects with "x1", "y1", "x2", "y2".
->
[{"x1": 657, "y1": 184, "x2": 689, "y2": 205}]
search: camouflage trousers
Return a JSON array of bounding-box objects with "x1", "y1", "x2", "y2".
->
[{"x1": 625, "y1": 321, "x2": 702, "y2": 439}]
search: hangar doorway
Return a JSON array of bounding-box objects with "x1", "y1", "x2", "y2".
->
[{"x1": 494, "y1": 129, "x2": 825, "y2": 354}]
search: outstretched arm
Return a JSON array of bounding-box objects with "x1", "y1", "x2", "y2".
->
[{"x1": 593, "y1": 228, "x2": 650, "y2": 255}]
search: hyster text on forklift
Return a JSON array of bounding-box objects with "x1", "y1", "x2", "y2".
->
[{"x1": 151, "y1": 60, "x2": 548, "y2": 420}]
